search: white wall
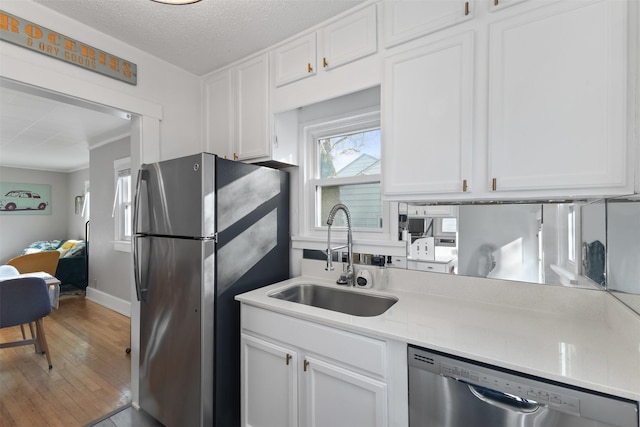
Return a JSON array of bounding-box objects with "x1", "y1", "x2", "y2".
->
[
  {"x1": 88, "y1": 137, "x2": 132, "y2": 303},
  {"x1": 67, "y1": 168, "x2": 90, "y2": 239},
  {"x1": 0, "y1": 166, "x2": 70, "y2": 263}
]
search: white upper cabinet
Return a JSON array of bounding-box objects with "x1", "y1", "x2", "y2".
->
[
  {"x1": 488, "y1": 0, "x2": 629, "y2": 193},
  {"x1": 321, "y1": 4, "x2": 378, "y2": 70},
  {"x1": 383, "y1": 0, "x2": 473, "y2": 48},
  {"x1": 204, "y1": 53, "x2": 298, "y2": 165},
  {"x1": 273, "y1": 4, "x2": 377, "y2": 88},
  {"x1": 203, "y1": 68, "x2": 234, "y2": 159},
  {"x1": 383, "y1": 31, "x2": 474, "y2": 199},
  {"x1": 382, "y1": 0, "x2": 634, "y2": 201},
  {"x1": 236, "y1": 53, "x2": 270, "y2": 161},
  {"x1": 273, "y1": 33, "x2": 317, "y2": 87}
]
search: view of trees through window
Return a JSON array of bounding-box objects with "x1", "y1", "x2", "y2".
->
[{"x1": 316, "y1": 128, "x2": 382, "y2": 229}]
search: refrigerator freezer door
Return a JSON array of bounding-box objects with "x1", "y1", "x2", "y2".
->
[
  {"x1": 138, "y1": 236, "x2": 215, "y2": 427},
  {"x1": 136, "y1": 153, "x2": 215, "y2": 239}
]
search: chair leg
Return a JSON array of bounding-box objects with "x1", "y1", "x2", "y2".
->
[
  {"x1": 27, "y1": 322, "x2": 42, "y2": 354},
  {"x1": 34, "y1": 318, "x2": 52, "y2": 369},
  {"x1": 20, "y1": 324, "x2": 26, "y2": 339}
]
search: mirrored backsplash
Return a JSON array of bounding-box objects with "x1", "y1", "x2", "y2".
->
[{"x1": 397, "y1": 195, "x2": 640, "y2": 314}]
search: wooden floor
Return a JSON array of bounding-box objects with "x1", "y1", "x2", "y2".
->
[{"x1": 0, "y1": 295, "x2": 132, "y2": 427}]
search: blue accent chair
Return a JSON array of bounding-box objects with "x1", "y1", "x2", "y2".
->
[{"x1": 0, "y1": 277, "x2": 53, "y2": 369}]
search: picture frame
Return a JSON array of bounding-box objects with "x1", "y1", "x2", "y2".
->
[{"x1": 0, "y1": 182, "x2": 52, "y2": 215}]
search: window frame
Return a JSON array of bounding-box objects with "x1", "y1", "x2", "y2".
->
[
  {"x1": 113, "y1": 157, "x2": 132, "y2": 252},
  {"x1": 311, "y1": 126, "x2": 383, "y2": 231},
  {"x1": 298, "y1": 109, "x2": 397, "y2": 246}
]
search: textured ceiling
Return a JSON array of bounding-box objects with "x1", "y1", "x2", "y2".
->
[{"x1": 30, "y1": 0, "x2": 366, "y2": 76}]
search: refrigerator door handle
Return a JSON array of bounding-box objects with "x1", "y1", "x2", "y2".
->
[
  {"x1": 133, "y1": 168, "x2": 145, "y2": 236},
  {"x1": 133, "y1": 234, "x2": 144, "y2": 302},
  {"x1": 133, "y1": 168, "x2": 147, "y2": 302}
]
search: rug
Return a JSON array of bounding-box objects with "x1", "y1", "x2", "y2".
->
[{"x1": 59, "y1": 284, "x2": 85, "y2": 297}]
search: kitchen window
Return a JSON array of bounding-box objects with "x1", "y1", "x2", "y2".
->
[
  {"x1": 113, "y1": 157, "x2": 132, "y2": 251},
  {"x1": 307, "y1": 113, "x2": 382, "y2": 232}
]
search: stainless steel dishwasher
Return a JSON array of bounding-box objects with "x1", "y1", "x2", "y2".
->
[{"x1": 408, "y1": 345, "x2": 638, "y2": 427}]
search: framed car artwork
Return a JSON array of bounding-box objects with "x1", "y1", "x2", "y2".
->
[{"x1": 0, "y1": 182, "x2": 51, "y2": 215}]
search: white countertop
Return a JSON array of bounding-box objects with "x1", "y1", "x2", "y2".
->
[{"x1": 236, "y1": 260, "x2": 640, "y2": 402}]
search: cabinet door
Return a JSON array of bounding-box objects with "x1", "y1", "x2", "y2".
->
[
  {"x1": 274, "y1": 32, "x2": 316, "y2": 87},
  {"x1": 303, "y1": 356, "x2": 387, "y2": 427},
  {"x1": 488, "y1": 0, "x2": 628, "y2": 192},
  {"x1": 203, "y1": 69, "x2": 234, "y2": 159},
  {"x1": 236, "y1": 53, "x2": 270, "y2": 161},
  {"x1": 241, "y1": 334, "x2": 298, "y2": 427},
  {"x1": 321, "y1": 4, "x2": 377, "y2": 71},
  {"x1": 383, "y1": 0, "x2": 472, "y2": 48},
  {"x1": 383, "y1": 31, "x2": 474, "y2": 199}
]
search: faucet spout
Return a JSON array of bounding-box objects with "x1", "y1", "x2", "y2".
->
[{"x1": 326, "y1": 203, "x2": 354, "y2": 286}]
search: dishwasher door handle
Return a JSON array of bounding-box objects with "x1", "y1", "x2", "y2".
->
[{"x1": 466, "y1": 382, "x2": 542, "y2": 414}]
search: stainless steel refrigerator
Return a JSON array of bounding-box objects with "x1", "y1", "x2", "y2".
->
[{"x1": 133, "y1": 153, "x2": 289, "y2": 427}]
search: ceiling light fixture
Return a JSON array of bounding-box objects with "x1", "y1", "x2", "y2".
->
[{"x1": 150, "y1": 0, "x2": 202, "y2": 4}]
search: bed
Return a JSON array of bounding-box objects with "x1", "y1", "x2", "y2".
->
[{"x1": 21, "y1": 239, "x2": 88, "y2": 290}]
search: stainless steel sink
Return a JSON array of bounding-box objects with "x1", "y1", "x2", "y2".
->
[{"x1": 268, "y1": 283, "x2": 398, "y2": 317}]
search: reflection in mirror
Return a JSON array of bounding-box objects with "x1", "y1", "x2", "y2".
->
[
  {"x1": 398, "y1": 201, "x2": 604, "y2": 290},
  {"x1": 581, "y1": 200, "x2": 607, "y2": 287},
  {"x1": 606, "y1": 194, "x2": 640, "y2": 314}
]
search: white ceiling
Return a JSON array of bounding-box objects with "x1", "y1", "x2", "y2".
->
[{"x1": 1, "y1": 0, "x2": 365, "y2": 172}]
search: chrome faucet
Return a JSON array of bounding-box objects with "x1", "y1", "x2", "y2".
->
[{"x1": 325, "y1": 203, "x2": 354, "y2": 286}]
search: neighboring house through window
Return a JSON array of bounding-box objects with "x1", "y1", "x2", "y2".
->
[{"x1": 304, "y1": 110, "x2": 384, "y2": 239}]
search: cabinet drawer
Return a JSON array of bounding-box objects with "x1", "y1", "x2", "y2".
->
[
  {"x1": 407, "y1": 260, "x2": 448, "y2": 273},
  {"x1": 242, "y1": 305, "x2": 386, "y2": 377}
]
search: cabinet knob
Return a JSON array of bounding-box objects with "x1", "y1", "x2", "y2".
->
[
  {"x1": 308, "y1": 63, "x2": 313, "y2": 73},
  {"x1": 286, "y1": 353, "x2": 292, "y2": 365},
  {"x1": 463, "y1": 179, "x2": 468, "y2": 192},
  {"x1": 464, "y1": 1, "x2": 470, "y2": 15},
  {"x1": 304, "y1": 359, "x2": 310, "y2": 372},
  {"x1": 492, "y1": 178, "x2": 497, "y2": 191},
  {"x1": 494, "y1": 0, "x2": 499, "y2": 5},
  {"x1": 323, "y1": 57, "x2": 328, "y2": 68},
  {"x1": 234, "y1": 153, "x2": 238, "y2": 161}
]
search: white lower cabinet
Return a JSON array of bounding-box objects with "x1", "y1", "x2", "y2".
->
[
  {"x1": 242, "y1": 334, "x2": 298, "y2": 427},
  {"x1": 241, "y1": 304, "x2": 405, "y2": 427},
  {"x1": 303, "y1": 355, "x2": 387, "y2": 427}
]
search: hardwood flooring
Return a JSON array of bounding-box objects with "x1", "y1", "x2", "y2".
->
[{"x1": 0, "y1": 295, "x2": 132, "y2": 427}]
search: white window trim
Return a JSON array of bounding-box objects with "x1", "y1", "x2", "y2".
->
[
  {"x1": 295, "y1": 108, "x2": 401, "y2": 253},
  {"x1": 113, "y1": 157, "x2": 132, "y2": 253}
]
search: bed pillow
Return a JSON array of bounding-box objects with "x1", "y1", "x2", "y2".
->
[
  {"x1": 57, "y1": 240, "x2": 81, "y2": 257},
  {"x1": 64, "y1": 241, "x2": 86, "y2": 258}
]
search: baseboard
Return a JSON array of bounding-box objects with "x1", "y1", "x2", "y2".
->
[{"x1": 86, "y1": 287, "x2": 131, "y2": 318}]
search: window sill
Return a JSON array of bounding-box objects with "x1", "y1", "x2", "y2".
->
[
  {"x1": 113, "y1": 240, "x2": 131, "y2": 253},
  {"x1": 292, "y1": 235, "x2": 406, "y2": 257}
]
